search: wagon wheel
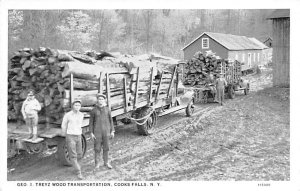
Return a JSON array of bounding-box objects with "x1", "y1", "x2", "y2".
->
[
  {"x1": 228, "y1": 86, "x2": 235, "y2": 99},
  {"x1": 136, "y1": 107, "x2": 158, "y2": 136},
  {"x1": 8, "y1": 139, "x2": 18, "y2": 158},
  {"x1": 186, "y1": 100, "x2": 195, "y2": 117},
  {"x1": 57, "y1": 134, "x2": 87, "y2": 166},
  {"x1": 121, "y1": 118, "x2": 132, "y2": 125},
  {"x1": 25, "y1": 142, "x2": 46, "y2": 154}
]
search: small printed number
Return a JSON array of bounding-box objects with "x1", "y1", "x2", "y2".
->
[{"x1": 258, "y1": 183, "x2": 271, "y2": 187}]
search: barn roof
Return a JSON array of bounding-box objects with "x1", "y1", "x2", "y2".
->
[
  {"x1": 249, "y1": 38, "x2": 269, "y2": 49},
  {"x1": 182, "y1": 32, "x2": 266, "y2": 51},
  {"x1": 267, "y1": 9, "x2": 290, "y2": 19}
]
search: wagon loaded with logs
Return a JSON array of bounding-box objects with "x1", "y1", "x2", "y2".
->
[
  {"x1": 8, "y1": 47, "x2": 194, "y2": 165},
  {"x1": 182, "y1": 51, "x2": 250, "y2": 103}
]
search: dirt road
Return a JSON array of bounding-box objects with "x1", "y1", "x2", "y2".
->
[{"x1": 7, "y1": 68, "x2": 290, "y2": 181}]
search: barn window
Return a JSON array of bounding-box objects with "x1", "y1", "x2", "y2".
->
[
  {"x1": 202, "y1": 38, "x2": 209, "y2": 49},
  {"x1": 253, "y1": 53, "x2": 256, "y2": 62},
  {"x1": 242, "y1": 54, "x2": 245, "y2": 62},
  {"x1": 248, "y1": 53, "x2": 252, "y2": 67},
  {"x1": 235, "y1": 54, "x2": 238, "y2": 60},
  {"x1": 257, "y1": 53, "x2": 260, "y2": 62}
]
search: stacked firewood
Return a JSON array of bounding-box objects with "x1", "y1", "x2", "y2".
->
[
  {"x1": 183, "y1": 51, "x2": 241, "y2": 86},
  {"x1": 8, "y1": 47, "x2": 134, "y2": 123},
  {"x1": 8, "y1": 47, "x2": 177, "y2": 124},
  {"x1": 225, "y1": 60, "x2": 242, "y2": 84}
]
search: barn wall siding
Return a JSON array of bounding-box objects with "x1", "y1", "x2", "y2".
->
[
  {"x1": 183, "y1": 34, "x2": 228, "y2": 60},
  {"x1": 262, "y1": 48, "x2": 273, "y2": 65},
  {"x1": 228, "y1": 50, "x2": 262, "y2": 70},
  {"x1": 272, "y1": 18, "x2": 290, "y2": 87}
]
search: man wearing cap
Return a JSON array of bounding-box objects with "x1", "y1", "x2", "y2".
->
[
  {"x1": 61, "y1": 100, "x2": 84, "y2": 180},
  {"x1": 206, "y1": 72, "x2": 217, "y2": 102},
  {"x1": 215, "y1": 74, "x2": 227, "y2": 106},
  {"x1": 21, "y1": 90, "x2": 41, "y2": 140},
  {"x1": 89, "y1": 93, "x2": 115, "y2": 170}
]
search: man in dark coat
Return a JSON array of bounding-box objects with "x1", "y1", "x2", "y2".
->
[
  {"x1": 89, "y1": 93, "x2": 115, "y2": 170},
  {"x1": 206, "y1": 72, "x2": 217, "y2": 102}
]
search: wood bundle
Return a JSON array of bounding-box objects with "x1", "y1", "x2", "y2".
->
[
  {"x1": 8, "y1": 47, "x2": 178, "y2": 124},
  {"x1": 8, "y1": 47, "x2": 132, "y2": 123},
  {"x1": 183, "y1": 51, "x2": 241, "y2": 86}
]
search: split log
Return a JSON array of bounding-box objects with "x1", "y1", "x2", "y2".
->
[
  {"x1": 63, "y1": 90, "x2": 132, "y2": 108},
  {"x1": 68, "y1": 51, "x2": 94, "y2": 64},
  {"x1": 64, "y1": 89, "x2": 131, "y2": 100},
  {"x1": 79, "y1": 107, "x2": 94, "y2": 112},
  {"x1": 62, "y1": 95, "x2": 132, "y2": 110},
  {"x1": 61, "y1": 60, "x2": 128, "y2": 80},
  {"x1": 63, "y1": 78, "x2": 99, "y2": 90}
]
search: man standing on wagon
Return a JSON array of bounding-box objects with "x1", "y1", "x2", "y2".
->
[
  {"x1": 89, "y1": 93, "x2": 115, "y2": 170},
  {"x1": 21, "y1": 89, "x2": 41, "y2": 140}
]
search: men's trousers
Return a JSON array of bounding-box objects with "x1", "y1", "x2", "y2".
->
[
  {"x1": 66, "y1": 134, "x2": 82, "y2": 175},
  {"x1": 94, "y1": 134, "x2": 109, "y2": 166}
]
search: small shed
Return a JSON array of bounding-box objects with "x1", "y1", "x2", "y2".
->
[
  {"x1": 263, "y1": 37, "x2": 273, "y2": 48},
  {"x1": 181, "y1": 32, "x2": 269, "y2": 72},
  {"x1": 267, "y1": 9, "x2": 290, "y2": 87}
]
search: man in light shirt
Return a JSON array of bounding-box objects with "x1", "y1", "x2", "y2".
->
[
  {"x1": 61, "y1": 100, "x2": 84, "y2": 180},
  {"x1": 21, "y1": 90, "x2": 41, "y2": 140}
]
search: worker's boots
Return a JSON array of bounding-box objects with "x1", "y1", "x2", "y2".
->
[
  {"x1": 95, "y1": 162, "x2": 101, "y2": 169},
  {"x1": 28, "y1": 133, "x2": 33, "y2": 139},
  {"x1": 103, "y1": 152, "x2": 112, "y2": 169},
  {"x1": 104, "y1": 163, "x2": 113, "y2": 169},
  {"x1": 77, "y1": 172, "x2": 84, "y2": 180},
  {"x1": 32, "y1": 134, "x2": 38, "y2": 141}
]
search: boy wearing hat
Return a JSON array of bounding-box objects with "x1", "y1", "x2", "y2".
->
[
  {"x1": 21, "y1": 90, "x2": 41, "y2": 140},
  {"x1": 215, "y1": 74, "x2": 227, "y2": 106},
  {"x1": 61, "y1": 100, "x2": 84, "y2": 180},
  {"x1": 89, "y1": 93, "x2": 115, "y2": 170}
]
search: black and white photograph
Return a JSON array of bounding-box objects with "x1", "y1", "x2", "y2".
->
[{"x1": 1, "y1": 0, "x2": 299, "y2": 191}]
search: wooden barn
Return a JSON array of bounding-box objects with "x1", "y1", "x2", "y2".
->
[
  {"x1": 267, "y1": 9, "x2": 290, "y2": 87},
  {"x1": 181, "y1": 32, "x2": 270, "y2": 72}
]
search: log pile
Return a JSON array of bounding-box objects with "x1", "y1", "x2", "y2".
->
[
  {"x1": 8, "y1": 47, "x2": 133, "y2": 123},
  {"x1": 183, "y1": 51, "x2": 241, "y2": 86},
  {"x1": 8, "y1": 47, "x2": 178, "y2": 124}
]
